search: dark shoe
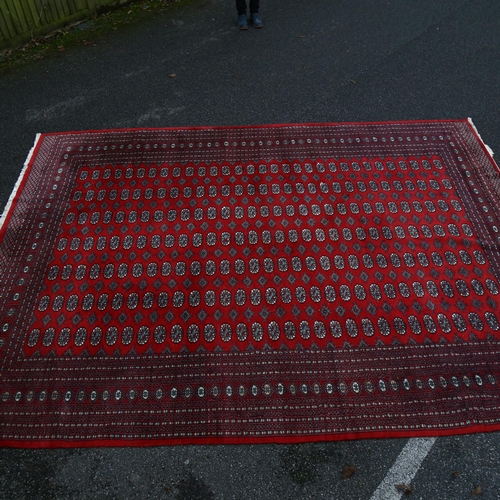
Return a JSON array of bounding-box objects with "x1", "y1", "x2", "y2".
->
[
  {"x1": 238, "y1": 14, "x2": 249, "y2": 30},
  {"x1": 251, "y1": 13, "x2": 263, "y2": 28}
]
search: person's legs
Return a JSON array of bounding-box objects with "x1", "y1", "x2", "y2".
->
[
  {"x1": 236, "y1": 0, "x2": 249, "y2": 29},
  {"x1": 249, "y1": 0, "x2": 262, "y2": 27},
  {"x1": 249, "y1": 0, "x2": 260, "y2": 14},
  {"x1": 235, "y1": 0, "x2": 247, "y2": 15}
]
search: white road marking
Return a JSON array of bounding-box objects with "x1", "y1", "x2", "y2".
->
[{"x1": 369, "y1": 437, "x2": 437, "y2": 500}]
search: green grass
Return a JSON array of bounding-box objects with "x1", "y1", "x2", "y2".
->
[{"x1": 0, "y1": 0, "x2": 182, "y2": 76}]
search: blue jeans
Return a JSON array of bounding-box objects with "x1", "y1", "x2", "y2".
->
[{"x1": 236, "y1": 0, "x2": 260, "y2": 15}]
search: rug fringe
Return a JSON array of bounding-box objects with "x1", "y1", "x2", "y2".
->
[
  {"x1": 468, "y1": 117, "x2": 495, "y2": 158},
  {"x1": 0, "y1": 134, "x2": 41, "y2": 232}
]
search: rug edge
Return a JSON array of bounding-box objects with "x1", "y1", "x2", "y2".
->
[
  {"x1": 30, "y1": 118, "x2": 471, "y2": 138},
  {"x1": 0, "y1": 133, "x2": 42, "y2": 233},
  {"x1": 1, "y1": 422, "x2": 499, "y2": 449}
]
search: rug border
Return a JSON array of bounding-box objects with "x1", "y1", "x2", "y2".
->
[
  {"x1": 1, "y1": 423, "x2": 500, "y2": 449},
  {"x1": 25, "y1": 117, "x2": 499, "y2": 175}
]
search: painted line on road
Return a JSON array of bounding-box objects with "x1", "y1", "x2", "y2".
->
[{"x1": 369, "y1": 437, "x2": 437, "y2": 500}]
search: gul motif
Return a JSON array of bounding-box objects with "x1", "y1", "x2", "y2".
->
[{"x1": 26, "y1": 155, "x2": 500, "y2": 358}]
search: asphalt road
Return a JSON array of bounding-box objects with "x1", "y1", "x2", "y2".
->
[{"x1": 1, "y1": 0, "x2": 500, "y2": 498}]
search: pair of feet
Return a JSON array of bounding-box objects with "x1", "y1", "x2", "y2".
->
[{"x1": 238, "y1": 13, "x2": 263, "y2": 29}]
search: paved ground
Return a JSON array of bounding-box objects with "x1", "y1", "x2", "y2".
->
[{"x1": 1, "y1": 0, "x2": 500, "y2": 498}]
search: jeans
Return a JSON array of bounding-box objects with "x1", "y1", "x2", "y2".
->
[{"x1": 236, "y1": 0, "x2": 260, "y2": 15}]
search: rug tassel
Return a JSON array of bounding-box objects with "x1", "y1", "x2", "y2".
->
[
  {"x1": 0, "y1": 133, "x2": 41, "y2": 232},
  {"x1": 468, "y1": 117, "x2": 496, "y2": 159}
]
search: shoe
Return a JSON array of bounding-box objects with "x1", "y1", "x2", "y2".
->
[
  {"x1": 238, "y1": 14, "x2": 249, "y2": 30},
  {"x1": 251, "y1": 13, "x2": 263, "y2": 28}
]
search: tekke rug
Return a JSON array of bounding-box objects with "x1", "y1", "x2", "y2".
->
[{"x1": 1, "y1": 119, "x2": 500, "y2": 448}]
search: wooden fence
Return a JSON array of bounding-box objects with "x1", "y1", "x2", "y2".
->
[{"x1": 0, "y1": 0, "x2": 131, "y2": 51}]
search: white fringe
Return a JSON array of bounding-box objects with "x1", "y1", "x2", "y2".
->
[
  {"x1": 0, "y1": 134, "x2": 41, "y2": 232},
  {"x1": 468, "y1": 117, "x2": 495, "y2": 158}
]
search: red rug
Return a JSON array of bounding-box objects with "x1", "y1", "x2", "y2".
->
[{"x1": 1, "y1": 119, "x2": 500, "y2": 447}]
